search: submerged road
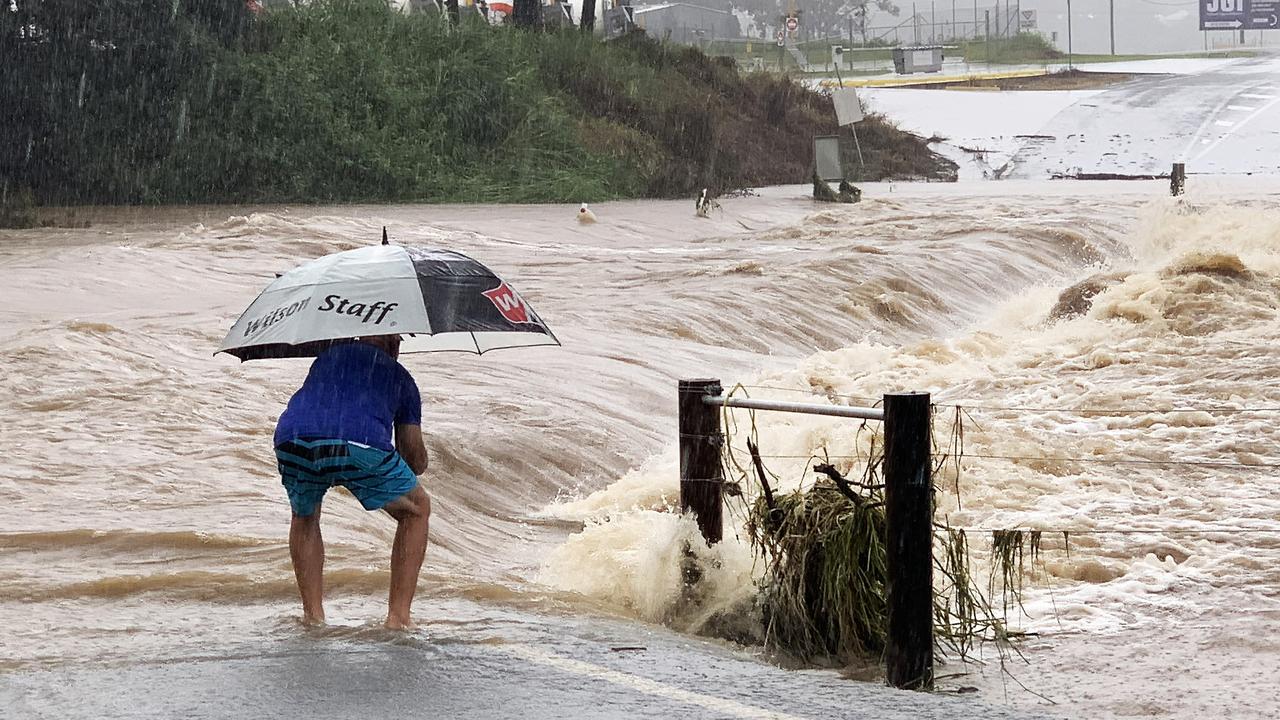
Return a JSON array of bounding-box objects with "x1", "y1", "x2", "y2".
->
[
  {"x1": 0, "y1": 598, "x2": 1061, "y2": 720},
  {"x1": 1005, "y1": 53, "x2": 1280, "y2": 179}
]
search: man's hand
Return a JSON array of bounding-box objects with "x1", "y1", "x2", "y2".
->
[{"x1": 395, "y1": 424, "x2": 429, "y2": 475}]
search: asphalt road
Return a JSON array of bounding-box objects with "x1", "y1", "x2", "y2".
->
[
  {"x1": 1006, "y1": 53, "x2": 1280, "y2": 179},
  {"x1": 0, "y1": 598, "x2": 1064, "y2": 720}
]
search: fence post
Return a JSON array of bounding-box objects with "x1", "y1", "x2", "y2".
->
[
  {"x1": 1171, "y1": 162, "x2": 1186, "y2": 197},
  {"x1": 679, "y1": 379, "x2": 724, "y2": 545},
  {"x1": 883, "y1": 392, "x2": 933, "y2": 690}
]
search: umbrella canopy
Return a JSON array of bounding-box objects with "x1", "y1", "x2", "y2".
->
[
  {"x1": 218, "y1": 244, "x2": 558, "y2": 361},
  {"x1": 487, "y1": 1, "x2": 513, "y2": 13}
]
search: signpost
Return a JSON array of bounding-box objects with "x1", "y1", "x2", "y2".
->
[
  {"x1": 831, "y1": 88, "x2": 866, "y2": 168},
  {"x1": 1200, "y1": 0, "x2": 1280, "y2": 30},
  {"x1": 1018, "y1": 9, "x2": 1036, "y2": 30}
]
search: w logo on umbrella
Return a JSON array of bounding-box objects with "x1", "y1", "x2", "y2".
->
[{"x1": 482, "y1": 282, "x2": 532, "y2": 324}]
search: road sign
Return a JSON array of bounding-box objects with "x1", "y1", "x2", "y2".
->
[
  {"x1": 1200, "y1": 0, "x2": 1280, "y2": 31},
  {"x1": 832, "y1": 88, "x2": 864, "y2": 126},
  {"x1": 814, "y1": 136, "x2": 843, "y2": 182},
  {"x1": 776, "y1": 30, "x2": 785, "y2": 46},
  {"x1": 785, "y1": 15, "x2": 798, "y2": 31},
  {"x1": 1019, "y1": 9, "x2": 1037, "y2": 30}
]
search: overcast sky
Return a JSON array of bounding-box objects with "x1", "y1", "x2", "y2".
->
[{"x1": 867, "y1": 0, "x2": 1280, "y2": 54}]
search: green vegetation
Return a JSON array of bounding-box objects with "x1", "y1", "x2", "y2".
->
[
  {"x1": 0, "y1": 187, "x2": 39, "y2": 229},
  {"x1": 960, "y1": 32, "x2": 1063, "y2": 63},
  {"x1": 2, "y1": 0, "x2": 953, "y2": 207},
  {"x1": 962, "y1": 31, "x2": 1258, "y2": 65},
  {"x1": 732, "y1": 411, "x2": 1024, "y2": 670},
  {"x1": 740, "y1": 452, "x2": 1010, "y2": 666}
]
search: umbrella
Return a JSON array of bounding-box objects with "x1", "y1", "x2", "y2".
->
[
  {"x1": 217, "y1": 243, "x2": 559, "y2": 361},
  {"x1": 488, "y1": 1, "x2": 513, "y2": 13}
]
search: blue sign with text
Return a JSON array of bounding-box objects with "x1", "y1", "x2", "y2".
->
[{"x1": 1200, "y1": 0, "x2": 1280, "y2": 30}]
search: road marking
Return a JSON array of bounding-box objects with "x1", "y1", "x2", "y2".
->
[
  {"x1": 1226, "y1": 105, "x2": 1257, "y2": 111},
  {"x1": 503, "y1": 645, "x2": 813, "y2": 720},
  {"x1": 1240, "y1": 93, "x2": 1276, "y2": 100},
  {"x1": 1214, "y1": 120, "x2": 1236, "y2": 127},
  {"x1": 1193, "y1": 93, "x2": 1280, "y2": 163}
]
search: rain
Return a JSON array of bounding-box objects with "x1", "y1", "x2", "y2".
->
[{"x1": 2, "y1": 1, "x2": 1280, "y2": 719}]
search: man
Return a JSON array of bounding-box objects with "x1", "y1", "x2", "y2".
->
[{"x1": 273, "y1": 334, "x2": 431, "y2": 630}]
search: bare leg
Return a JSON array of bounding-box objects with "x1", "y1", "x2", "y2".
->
[
  {"x1": 289, "y1": 507, "x2": 326, "y2": 626},
  {"x1": 381, "y1": 485, "x2": 431, "y2": 630}
]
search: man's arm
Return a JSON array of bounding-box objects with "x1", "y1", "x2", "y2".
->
[{"x1": 395, "y1": 424, "x2": 429, "y2": 476}]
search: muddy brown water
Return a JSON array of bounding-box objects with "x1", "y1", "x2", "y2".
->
[{"x1": 2, "y1": 182, "x2": 1278, "y2": 718}]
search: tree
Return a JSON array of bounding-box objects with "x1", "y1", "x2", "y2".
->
[{"x1": 1, "y1": 0, "x2": 251, "y2": 203}]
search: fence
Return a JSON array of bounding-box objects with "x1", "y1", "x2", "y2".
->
[
  {"x1": 676, "y1": 376, "x2": 1280, "y2": 690},
  {"x1": 861, "y1": 3, "x2": 1025, "y2": 46},
  {"x1": 679, "y1": 378, "x2": 934, "y2": 690}
]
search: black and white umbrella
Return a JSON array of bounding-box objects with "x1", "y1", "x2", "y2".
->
[{"x1": 217, "y1": 243, "x2": 559, "y2": 361}]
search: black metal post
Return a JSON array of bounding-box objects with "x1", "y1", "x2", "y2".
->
[
  {"x1": 580, "y1": 0, "x2": 595, "y2": 31},
  {"x1": 1171, "y1": 163, "x2": 1186, "y2": 197},
  {"x1": 883, "y1": 392, "x2": 933, "y2": 690},
  {"x1": 1110, "y1": 0, "x2": 1116, "y2": 55},
  {"x1": 679, "y1": 379, "x2": 724, "y2": 546}
]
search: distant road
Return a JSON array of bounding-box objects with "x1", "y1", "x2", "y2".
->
[{"x1": 1006, "y1": 53, "x2": 1280, "y2": 179}]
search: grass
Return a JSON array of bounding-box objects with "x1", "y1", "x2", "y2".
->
[
  {"x1": 962, "y1": 33, "x2": 1258, "y2": 64},
  {"x1": 6, "y1": 0, "x2": 956, "y2": 206},
  {"x1": 738, "y1": 423, "x2": 1016, "y2": 670},
  {"x1": 1064, "y1": 50, "x2": 1257, "y2": 64}
]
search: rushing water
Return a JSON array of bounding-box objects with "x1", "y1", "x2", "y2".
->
[{"x1": 2, "y1": 182, "x2": 1278, "y2": 718}]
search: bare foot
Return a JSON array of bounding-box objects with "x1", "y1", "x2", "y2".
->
[
  {"x1": 384, "y1": 616, "x2": 415, "y2": 631},
  {"x1": 300, "y1": 613, "x2": 326, "y2": 628}
]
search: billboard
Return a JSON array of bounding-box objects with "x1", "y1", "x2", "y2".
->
[{"x1": 1200, "y1": 0, "x2": 1280, "y2": 30}]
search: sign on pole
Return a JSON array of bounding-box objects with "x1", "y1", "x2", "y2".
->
[
  {"x1": 786, "y1": 15, "x2": 799, "y2": 31},
  {"x1": 1200, "y1": 0, "x2": 1280, "y2": 30},
  {"x1": 814, "y1": 136, "x2": 843, "y2": 182},
  {"x1": 776, "y1": 29, "x2": 785, "y2": 46},
  {"x1": 832, "y1": 88, "x2": 864, "y2": 126},
  {"x1": 1019, "y1": 9, "x2": 1037, "y2": 30}
]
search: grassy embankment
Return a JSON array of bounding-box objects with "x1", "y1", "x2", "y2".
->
[
  {"x1": 0, "y1": 0, "x2": 953, "y2": 225},
  {"x1": 963, "y1": 32, "x2": 1258, "y2": 64}
]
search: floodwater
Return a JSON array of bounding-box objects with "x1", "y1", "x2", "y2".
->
[{"x1": 1, "y1": 181, "x2": 1278, "y2": 719}]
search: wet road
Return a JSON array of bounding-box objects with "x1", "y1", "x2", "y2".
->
[
  {"x1": 1006, "y1": 53, "x2": 1280, "y2": 178},
  {"x1": 0, "y1": 598, "x2": 1061, "y2": 720}
]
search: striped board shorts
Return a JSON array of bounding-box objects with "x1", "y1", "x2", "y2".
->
[{"x1": 275, "y1": 438, "x2": 418, "y2": 517}]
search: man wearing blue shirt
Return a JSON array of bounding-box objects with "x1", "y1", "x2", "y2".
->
[{"x1": 274, "y1": 334, "x2": 431, "y2": 629}]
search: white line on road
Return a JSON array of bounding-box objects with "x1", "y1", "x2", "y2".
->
[
  {"x1": 1215, "y1": 120, "x2": 1237, "y2": 127},
  {"x1": 1193, "y1": 93, "x2": 1280, "y2": 164},
  {"x1": 1240, "y1": 94, "x2": 1276, "y2": 100},
  {"x1": 503, "y1": 645, "x2": 814, "y2": 720},
  {"x1": 1226, "y1": 105, "x2": 1258, "y2": 112}
]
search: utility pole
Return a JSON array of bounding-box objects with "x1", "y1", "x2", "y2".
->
[
  {"x1": 1067, "y1": 0, "x2": 1073, "y2": 69},
  {"x1": 913, "y1": 2, "x2": 919, "y2": 44},
  {"x1": 1110, "y1": 0, "x2": 1115, "y2": 55}
]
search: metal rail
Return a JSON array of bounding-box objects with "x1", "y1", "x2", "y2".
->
[{"x1": 702, "y1": 395, "x2": 884, "y2": 422}]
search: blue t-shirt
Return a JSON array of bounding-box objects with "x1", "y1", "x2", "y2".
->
[{"x1": 274, "y1": 343, "x2": 421, "y2": 451}]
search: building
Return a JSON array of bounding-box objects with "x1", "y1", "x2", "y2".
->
[{"x1": 630, "y1": 2, "x2": 740, "y2": 44}]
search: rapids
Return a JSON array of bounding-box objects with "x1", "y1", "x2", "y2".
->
[{"x1": 2, "y1": 181, "x2": 1277, "y2": 718}]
